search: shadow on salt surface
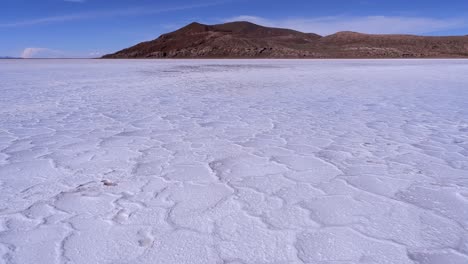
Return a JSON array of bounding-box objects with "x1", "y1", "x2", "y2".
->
[
  {"x1": 175, "y1": 64, "x2": 281, "y2": 70},
  {"x1": 139, "y1": 64, "x2": 281, "y2": 75}
]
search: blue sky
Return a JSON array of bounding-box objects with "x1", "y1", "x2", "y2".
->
[{"x1": 1, "y1": 0, "x2": 468, "y2": 58}]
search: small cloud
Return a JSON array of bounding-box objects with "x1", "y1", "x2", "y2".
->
[
  {"x1": 21, "y1": 48, "x2": 100, "y2": 58},
  {"x1": 64, "y1": 0, "x2": 86, "y2": 2},
  {"x1": 21, "y1": 48, "x2": 65, "y2": 58},
  {"x1": 88, "y1": 51, "x2": 101, "y2": 57},
  {"x1": 224, "y1": 15, "x2": 466, "y2": 35}
]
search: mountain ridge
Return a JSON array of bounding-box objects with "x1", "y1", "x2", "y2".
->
[{"x1": 103, "y1": 21, "x2": 468, "y2": 58}]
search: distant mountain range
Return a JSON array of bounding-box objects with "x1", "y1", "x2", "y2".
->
[
  {"x1": 0, "y1": 56, "x2": 20, "y2": 59},
  {"x1": 103, "y1": 21, "x2": 468, "y2": 59}
]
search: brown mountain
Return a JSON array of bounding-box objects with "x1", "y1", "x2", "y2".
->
[{"x1": 102, "y1": 21, "x2": 468, "y2": 58}]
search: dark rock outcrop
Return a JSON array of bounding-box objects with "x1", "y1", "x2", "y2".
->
[{"x1": 103, "y1": 21, "x2": 468, "y2": 58}]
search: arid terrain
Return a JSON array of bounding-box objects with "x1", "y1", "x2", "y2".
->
[{"x1": 103, "y1": 21, "x2": 468, "y2": 58}]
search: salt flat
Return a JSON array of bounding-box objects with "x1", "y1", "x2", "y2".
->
[{"x1": 0, "y1": 59, "x2": 467, "y2": 264}]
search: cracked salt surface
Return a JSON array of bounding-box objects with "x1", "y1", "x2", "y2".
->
[{"x1": 0, "y1": 59, "x2": 467, "y2": 264}]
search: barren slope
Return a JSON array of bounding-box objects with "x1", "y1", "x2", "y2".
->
[{"x1": 103, "y1": 21, "x2": 468, "y2": 58}]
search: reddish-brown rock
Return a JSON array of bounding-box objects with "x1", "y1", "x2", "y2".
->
[{"x1": 102, "y1": 21, "x2": 468, "y2": 58}]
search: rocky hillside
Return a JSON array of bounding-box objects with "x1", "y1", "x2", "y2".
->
[{"x1": 103, "y1": 21, "x2": 468, "y2": 58}]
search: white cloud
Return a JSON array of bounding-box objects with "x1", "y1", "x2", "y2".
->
[
  {"x1": 88, "y1": 51, "x2": 101, "y2": 57},
  {"x1": 21, "y1": 48, "x2": 65, "y2": 58},
  {"x1": 224, "y1": 15, "x2": 466, "y2": 35},
  {"x1": 21, "y1": 48, "x2": 101, "y2": 58},
  {"x1": 64, "y1": 0, "x2": 86, "y2": 3}
]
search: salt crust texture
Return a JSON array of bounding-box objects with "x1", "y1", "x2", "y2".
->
[{"x1": 0, "y1": 59, "x2": 467, "y2": 264}]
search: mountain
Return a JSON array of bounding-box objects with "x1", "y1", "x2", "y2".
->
[{"x1": 102, "y1": 21, "x2": 468, "y2": 58}]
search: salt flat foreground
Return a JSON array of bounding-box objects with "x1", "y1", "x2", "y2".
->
[{"x1": 0, "y1": 59, "x2": 467, "y2": 264}]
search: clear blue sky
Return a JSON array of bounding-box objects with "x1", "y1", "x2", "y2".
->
[{"x1": 1, "y1": 0, "x2": 468, "y2": 58}]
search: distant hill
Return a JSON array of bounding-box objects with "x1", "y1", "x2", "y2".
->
[
  {"x1": 103, "y1": 21, "x2": 468, "y2": 58},
  {"x1": 0, "y1": 56, "x2": 20, "y2": 59}
]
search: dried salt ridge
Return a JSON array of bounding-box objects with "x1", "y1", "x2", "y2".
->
[
  {"x1": 102, "y1": 21, "x2": 468, "y2": 58},
  {"x1": 0, "y1": 59, "x2": 468, "y2": 264}
]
